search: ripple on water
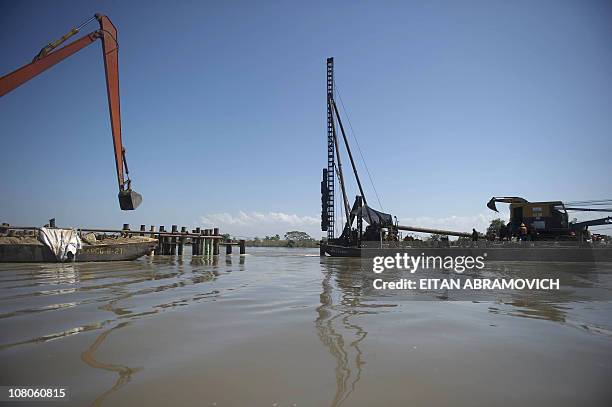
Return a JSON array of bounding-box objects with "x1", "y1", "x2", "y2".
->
[{"x1": 0, "y1": 249, "x2": 611, "y2": 407}]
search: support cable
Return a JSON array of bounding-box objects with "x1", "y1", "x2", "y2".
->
[{"x1": 334, "y1": 82, "x2": 384, "y2": 211}]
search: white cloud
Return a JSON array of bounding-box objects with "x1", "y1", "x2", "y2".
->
[
  {"x1": 199, "y1": 211, "x2": 319, "y2": 238},
  {"x1": 199, "y1": 210, "x2": 509, "y2": 240}
]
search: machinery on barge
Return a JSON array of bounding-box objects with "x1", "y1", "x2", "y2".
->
[
  {"x1": 487, "y1": 197, "x2": 612, "y2": 241},
  {"x1": 319, "y1": 58, "x2": 612, "y2": 262},
  {"x1": 319, "y1": 58, "x2": 472, "y2": 257}
]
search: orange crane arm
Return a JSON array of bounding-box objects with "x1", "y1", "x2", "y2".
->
[
  {"x1": 0, "y1": 14, "x2": 141, "y2": 210},
  {"x1": 0, "y1": 34, "x2": 98, "y2": 96}
]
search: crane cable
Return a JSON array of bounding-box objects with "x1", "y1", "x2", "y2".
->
[
  {"x1": 563, "y1": 199, "x2": 612, "y2": 212},
  {"x1": 334, "y1": 81, "x2": 384, "y2": 211},
  {"x1": 565, "y1": 199, "x2": 612, "y2": 206}
]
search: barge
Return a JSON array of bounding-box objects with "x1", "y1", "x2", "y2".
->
[
  {"x1": 0, "y1": 236, "x2": 156, "y2": 263},
  {"x1": 319, "y1": 57, "x2": 612, "y2": 261},
  {"x1": 0, "y1": 222, "x2": 157, "y2": 263},
  {"x1": 320, "y1": 240, "x2": 612, "y2": 262}
]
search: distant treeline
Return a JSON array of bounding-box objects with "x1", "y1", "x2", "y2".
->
[
  {"x1": 239, "y1": 231, "x2": 319, "y2": 248},
  {"x1": 245, "y1": 239, "x2": 319, "y2": 248}
]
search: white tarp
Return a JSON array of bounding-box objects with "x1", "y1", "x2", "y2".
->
[{"x1": 38, "y1": 227, "x2": 82, "y2": 262}]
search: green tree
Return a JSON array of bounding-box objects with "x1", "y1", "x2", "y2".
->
[
  {"x1": 456, "y1": 236, "x2": 470, "y2": 244},
  {"x1": 427, "y1": 234, "x2": 441, "y2": 242},
  {"x1": 284, "y1": 231, "x2": 313, "y2": 241},
  {"x1": 487, "y1": 218, "x2": 506, "y2": 234}
]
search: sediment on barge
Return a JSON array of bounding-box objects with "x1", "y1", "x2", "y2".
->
[{"x1": 0, "y1": 221, "x2": 246, "y2": 263}]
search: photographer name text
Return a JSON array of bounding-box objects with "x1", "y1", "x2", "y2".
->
[{"x1": 373, "y1": 278, "x2": 560, "y2": 290}]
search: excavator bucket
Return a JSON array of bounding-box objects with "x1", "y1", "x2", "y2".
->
[
  {"x1": 487, "y1": 198, "x2": 498, "y2": 212},
  {"x1": 118, "y1": 189, "x2": 142, "y2": 210}
]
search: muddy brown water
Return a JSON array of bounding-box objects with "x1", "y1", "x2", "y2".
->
[{"x1": 1, "y1": 247, "x2": 611, "y2": 406}]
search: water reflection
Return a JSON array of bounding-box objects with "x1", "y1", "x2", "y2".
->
[
  {"x1": 81, "y1": 322, "x2": 142, "y2": 407},
  {"x1": 316, "y1": 258, "x2": 395, "y2": 407},
  {"x1": 488, "y1": 299, "x2": 567, "y2": 323},
  {"x1": 0, "y1": 257, "x2": 227, "y2": 340},
  {"x1": 314, "y1": 257, "x2": 612, "y2": 406},
  {"x1": 481, "y1": 262, "x2": 612, "y2": 335},
  {"x1": 0, "y1": 255, "x2": 241, "y2": 404},
  {"x1": 75, "y1": 255, "x2": 243, "y2": 404},
  {"x1": 1, "y1": 250, "x2": 611, "y2": 405}
]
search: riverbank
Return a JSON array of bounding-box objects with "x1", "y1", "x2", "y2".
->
[{"x1": 245, "y1": 239, "x2": 318, "y2": 248}]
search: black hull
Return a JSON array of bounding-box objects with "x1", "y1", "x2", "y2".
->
[
  {"x1": 320, "y1": 242, "x2": 612, "y2": 262},
  {"x1": 320, "y1": 243, "x2": 362, "y2": 257},
  {"x1": 0, "y1": 241, "x2": 157, "y2": 263}
]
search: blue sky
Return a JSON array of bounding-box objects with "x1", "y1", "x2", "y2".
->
[{"x1": 1, "y1": 0, "x2": 611, "y2": 238}]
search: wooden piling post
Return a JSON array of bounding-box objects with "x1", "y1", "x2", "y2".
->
[
  {"x1": 191, "y1": 228, "x2": 198, "y2": 255},
  {"x1": 202, "y1": 229, "x2": 207, "y2": 256},
  {"x1": 202, "y1": 229, "x2": 208, "y2": 256},
  {"x1": 139, "y1": 225, "x2": 146, "y2": 236},
  {"x1": 226, "y1": 242, "x2": 232, "y2": 255},
  {"x1": 149, "y1": 226, "x2": 156, "y2": 255},
  {"x1": 122, "y1": 224, "x2": 130, "y2": 238},
  {"x1": 49, "y1": 218, "x2": 56, "y2": 228},
  {"x1": 209, "y1": 229, "x2": 214, "y2": 255},
  {"x1": 201, "y1": 228, "x2": 206, "y2": 256},
  {"x1": 159, "y1": 226, "x2": 166, "y2": 254},
  {"x1": 193, "y1": 227, "x2": 201, "y2": 255},
  {"x1": 239, "y1": 239, "x2": 246, "y2": 255},
  {"x1": 213, "y1": 228, "x2": 220, "y2": 255},
  {"x1": 207, "y1": 229, "x2": 213, "y2": 256},
  {"x1": 171, "y1": 225, "x2": 178, "y2": 255},
  {"x1": 178, "y1": 226, "x2": 186, "y2": 256}
]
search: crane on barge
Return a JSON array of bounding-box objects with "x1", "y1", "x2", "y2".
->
[
  {"x1": 487, "y1": 197, "x2": 612, "y2": 240},
  {"x1": 320, "y1": 58, "x2": 470, "y2": 256},
  {"x1": 0, "y1": 14, "x2": 142, "y2": 210}
]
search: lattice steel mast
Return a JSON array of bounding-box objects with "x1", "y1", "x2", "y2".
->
[{"x1": 325, "y1": 57, "x2": 336, "y2": 239}]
